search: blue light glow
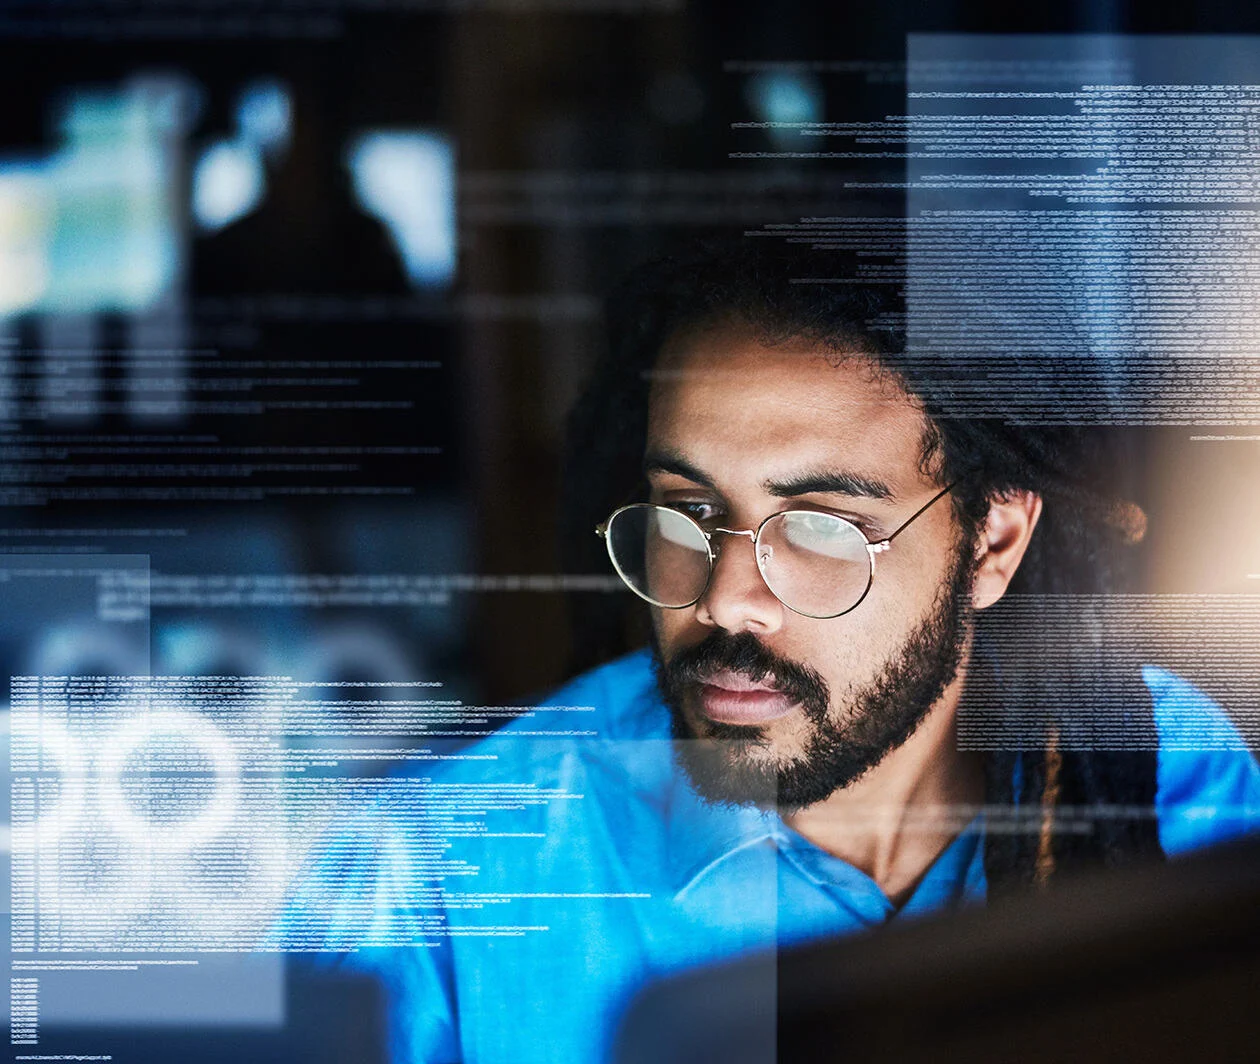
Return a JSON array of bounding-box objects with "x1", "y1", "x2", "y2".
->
[
  {"x1": 192, "y1": 139, "x2": 264, "y2": 232},
  {"x1": 235, "y1": 80, "x2": 291, "y2": 160},
  {"x1": 347, "y1": 131, "x2": 456, "y2": 288},
  {"x1": 745, "y1": 71, "x2": 824, "y2": 150},
  {"x1": 0, "y1": 75, "x2": 193, "y2": 317}
]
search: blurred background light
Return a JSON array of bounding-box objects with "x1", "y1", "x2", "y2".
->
[
  {"x1": 346, "y1": 130, "x2": 456, "y2": 288},
  {"x1": 235, "y1": 79, "x2": 292, "y2": 160},
  {"x1": 0, "y1": 167, "x2": 53, "y2": 316},
  {"x1": 0, "y1": 75, "x2": 193, "y2": 316},
  {"x1": 48, "y1": 76, "x2": 191, "y2": 312},
  {"x1": 33, "y1": 620, "x2": 151, "y2": 679},
  {"x1": 157, "y1": 621, "x2": 274, "y2": 677},
  {"x1": 745, "y1": 71, "x2": 824, "y2": 150},
  {"x1": 192, "y1": 139, "x2": 265, "y2": 232}
]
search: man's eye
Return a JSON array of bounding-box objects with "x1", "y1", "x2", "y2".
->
[
  {"x1": 841, "y1": 516, "x2": 879, "y2": 540},
  {"x1": 666, "y1": 501, "x2": 722, "y2": 524},
  {"x1": 790, "y1": 511, "x2": 878, "y2": 542}
]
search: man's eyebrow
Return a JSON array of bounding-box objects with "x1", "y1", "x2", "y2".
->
[
  {"x1": 764, "y1": 469, "x2": 896, "y2": 502},
  {"x1": 642, "y1": 451, "x2": 715, "y2": 488}
]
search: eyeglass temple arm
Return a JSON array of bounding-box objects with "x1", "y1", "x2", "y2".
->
[{"x1": 879, "y1": 481, "x2": 960, "y2": 547}]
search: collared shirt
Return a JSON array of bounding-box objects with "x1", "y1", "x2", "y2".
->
[{"x1": 276, "y1": 650, "x2": 1260, "y2": 1064}]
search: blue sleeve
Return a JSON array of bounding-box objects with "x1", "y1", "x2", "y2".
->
[{"x1": 1147, "y1": 665, "x2": 1260, "y2": 854}]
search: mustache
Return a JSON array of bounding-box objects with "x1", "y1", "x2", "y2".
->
[{"x1": 659, "y1": 630, "x2": 831, "y2": 720}]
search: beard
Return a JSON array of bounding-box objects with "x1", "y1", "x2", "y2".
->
[{"x1": 652, "y1": 542, "x2": 978, "y2": 814}]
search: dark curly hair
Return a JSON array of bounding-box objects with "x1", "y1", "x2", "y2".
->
[{"x1": 562, "y1": 237, "x2": 1163, "y2": 895}]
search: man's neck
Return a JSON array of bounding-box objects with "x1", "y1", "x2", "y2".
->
[{"x1": 780, "y1": 665, "x2": 983, "y2": 908}]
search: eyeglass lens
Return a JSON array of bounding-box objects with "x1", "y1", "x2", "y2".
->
[
  {"x1": 757, "y1": 510, "x2": 872, "y2": 618},
  {"x1": 605, "y1": 505, "x2": 873, "y2": 618},
  {"x1": 607, "y1": 504, "x2": 711, "y2": 608}
]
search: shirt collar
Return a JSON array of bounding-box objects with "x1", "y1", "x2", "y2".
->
[
  {"x1": 664, "y1": 761, "x2": 779, "y2": 898},
  {"x1": 662, "y1": 750, "x2": 988, "y2": 910}
]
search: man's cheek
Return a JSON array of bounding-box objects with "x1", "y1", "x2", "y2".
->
[
  {"x1": 810, "y1": 627, "x2": 880, "y2": 686},
  {"x1": 652, "y1": 608, "x2": 699, "y2": 657},
  {"x1": 648, "y1": 607, "x2": 671, "y2": 654}
]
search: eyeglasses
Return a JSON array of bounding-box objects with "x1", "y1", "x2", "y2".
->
[{"x1": 596, "y1": 482, "x2": 957, "y2": 619}]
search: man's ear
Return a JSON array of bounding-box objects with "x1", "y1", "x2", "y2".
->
[{"x1": 971, "y1": 491, "x2": 1043, "y2": 611}]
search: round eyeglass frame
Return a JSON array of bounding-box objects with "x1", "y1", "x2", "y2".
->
[{"x1": 596, "y1": 481, "x2": 957, "y2": 620}]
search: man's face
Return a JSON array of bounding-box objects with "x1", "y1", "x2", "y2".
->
[{"x1": 646, "y1": 322, "x2": 977, "y2": 811}]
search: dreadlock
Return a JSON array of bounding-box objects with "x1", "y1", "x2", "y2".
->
[{"x1": 562, "y1": 236, "x2": 1163, "y2": 895}]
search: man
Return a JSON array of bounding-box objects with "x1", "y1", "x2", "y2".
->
[{"x1": 279, "y1": 240, "x2": 1260, "y2": 1063}]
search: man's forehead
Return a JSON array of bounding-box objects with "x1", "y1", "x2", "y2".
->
[
  {"x1": 646, "y1": 324, "x2": 932, "y2": 490},
  {"x1": 652, "y1": 322, "x2": 912, "y2": 402}
]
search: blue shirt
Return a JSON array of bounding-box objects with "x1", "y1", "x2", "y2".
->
[{"x1": 275, "y1": 650, "x2": 1260, "y2": 1064}]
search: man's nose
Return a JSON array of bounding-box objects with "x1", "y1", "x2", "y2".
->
[{"x1": 694, "y1": 529, "x2": 785, "y2": 635}]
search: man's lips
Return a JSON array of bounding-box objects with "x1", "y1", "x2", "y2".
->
[{"x1": 694, "y1": 668, "x2": 797, "y2": 725}]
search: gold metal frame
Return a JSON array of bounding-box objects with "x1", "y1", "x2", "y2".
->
[{"x1": 596, "y1": 482, "x2": 957, "y2": 619}]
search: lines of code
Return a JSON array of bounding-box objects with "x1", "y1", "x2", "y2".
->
[{"x1": 963, "y1": 594, "x2": 1260, "y2": 750}]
